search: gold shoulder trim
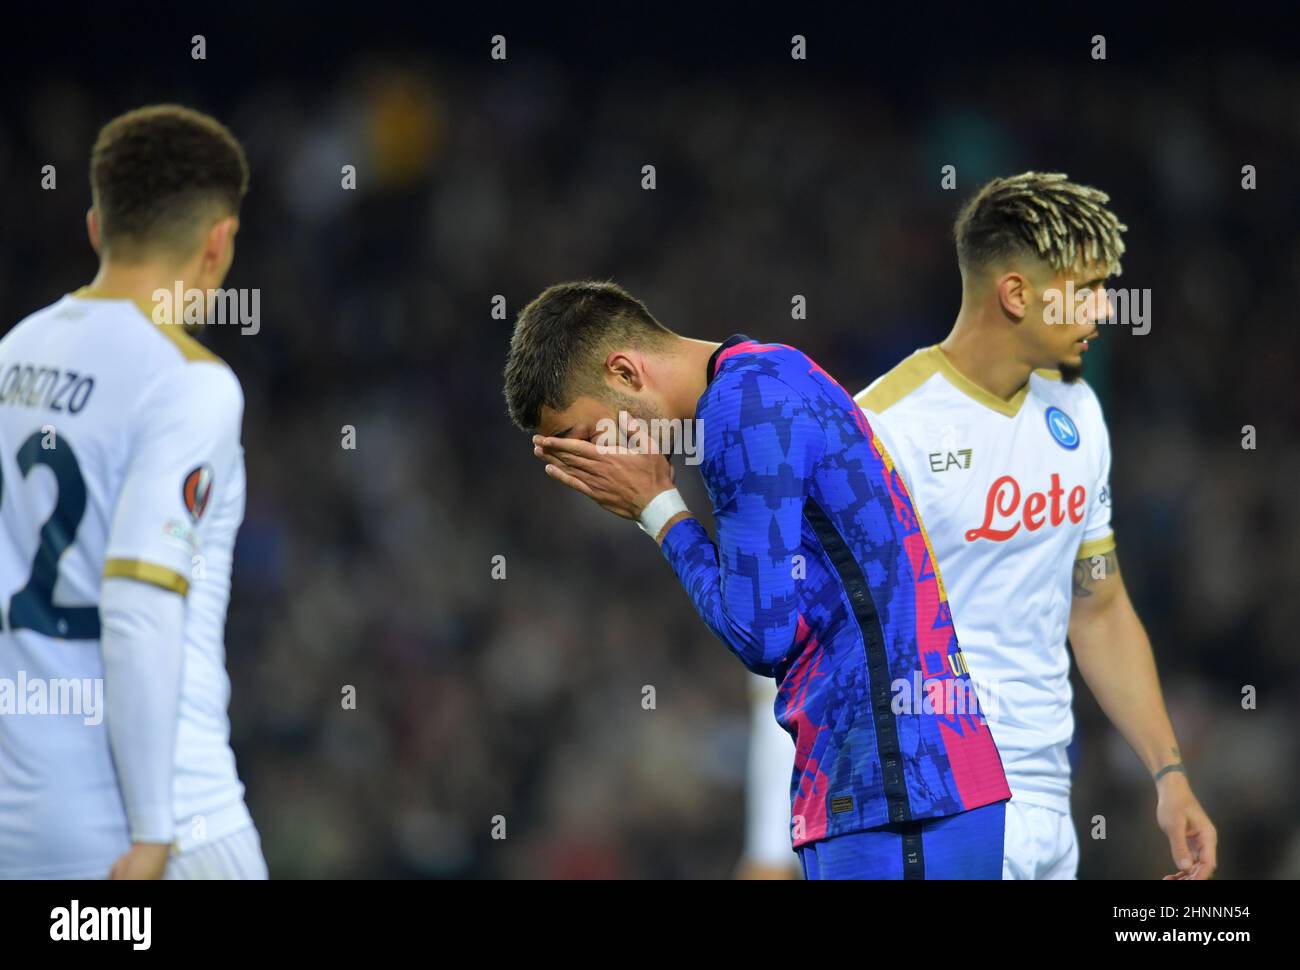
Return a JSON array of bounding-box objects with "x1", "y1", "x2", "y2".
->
[
  {"x1": 149, "y1": 316, "x2": 226, "y2": 366},
  {"x1": 854, "y1": 348, "x2": 941, "y2": 413},
  {"x1": 69, "y1": 287, "x2": 227, "y2": 368}
]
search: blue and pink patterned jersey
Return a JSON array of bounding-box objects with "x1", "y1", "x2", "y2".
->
[{"x1": 661, "y1": 335, "x2": 1011, "y2": 848}]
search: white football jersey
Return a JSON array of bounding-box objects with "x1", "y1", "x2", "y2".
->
[
  {"x1": 0, "y1": 291, "x2": 252, "y2": 878},
  {"x1": 856, "y1": 346, "x2": 1114, "y2": 814}
]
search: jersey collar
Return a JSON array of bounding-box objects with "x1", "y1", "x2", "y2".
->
[
  {"x1": 707, "y1": 333, "x2": 755, "y2": 385},
  {"x1": 926, "y1": 345, "x2": 1030, "y2": 418},
  {"x1": 69, "y1": 286, "x2": 163, "y2": 325}
]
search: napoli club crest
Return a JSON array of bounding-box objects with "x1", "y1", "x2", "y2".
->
[{"x1": 1044, "y1": 406, "x2": 1080, "y2": 450}]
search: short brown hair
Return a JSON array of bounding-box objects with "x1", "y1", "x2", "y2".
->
[
  {"x1": 954, "y1": 172, "x2": 1126, "y2": 277},
  {"x1": 503, "y1": 281, "x2": 674, "y2": 431},
  {"x1": 91, "y1": 104, "x2": 249, "y2": 257}
]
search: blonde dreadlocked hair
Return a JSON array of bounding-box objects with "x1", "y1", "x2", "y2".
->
[{"x1": 954, "y1": 172, "x2": 1127, "y2": 277}]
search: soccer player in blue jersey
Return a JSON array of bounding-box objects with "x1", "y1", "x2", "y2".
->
[{"x1": 504, "y1": 281, "x2": 1012, "y2": 879}]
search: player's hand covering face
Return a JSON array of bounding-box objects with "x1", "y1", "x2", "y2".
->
[{"x1": 533, "y1": 417, "x2": 675, "y2": 521}]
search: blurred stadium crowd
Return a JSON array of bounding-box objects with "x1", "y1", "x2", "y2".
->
[{"x1": 2, "y1": 28, "x2": 1297, "y2": 877}]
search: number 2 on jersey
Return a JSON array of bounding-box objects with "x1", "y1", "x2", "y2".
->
[{"x1": 0, "y1": 431, "x2": 100, "y2": 639}]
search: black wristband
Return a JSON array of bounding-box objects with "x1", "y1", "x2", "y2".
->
[{"x1": 1153, "y1": 762, "x2": 1186, "y2": 783}]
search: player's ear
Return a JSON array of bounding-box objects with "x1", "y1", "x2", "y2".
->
[
  {"x1": 86, "y1": 208, "x2": 102, "y2": 254},
  {"x1": 201, "y1": 215, "x2": 238, "y2": 271},
  {"x1": 996, "y1": 271, "x2": 1029, "y2": 321},
  {"x1": 605, "y1": 350, "x2": 645, "y2": 391}
]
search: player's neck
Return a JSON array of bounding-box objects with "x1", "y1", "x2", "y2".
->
[
  {"x1": 666, "y1": 336, "x2": 723, "y2": 419},
  {"x1": 81, "y1": 262, "x2": 193, "y2": 324},
  {"x1": 940, "y1": 313, "x2": 1034, "y2": 403}
]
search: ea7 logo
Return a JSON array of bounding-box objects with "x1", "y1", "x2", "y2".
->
[{"x1": 929, "y1": 449, "x2": 972, "y2": 472}]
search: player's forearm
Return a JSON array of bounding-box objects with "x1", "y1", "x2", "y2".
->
[
  {"x1": 659, "y1": 516, "x2": 796, "y2": 674},
  {"x1": 1071, "y1": 597, "x2": 1181, "y2": 777},
  {"x1": 99, "y1": 577, "x2": 185, "y2": 844}
]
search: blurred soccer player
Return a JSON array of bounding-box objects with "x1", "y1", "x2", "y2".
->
[
  {"x1": 855, "y1": 172, "x2": 1217, "y2": 879},
  {"x1": 735, "y1": 673, "x2": 799, "y2": 879},
  {"x1": 0, "y1": 105, "x2": 265, "y2": 879},
  {"x1": 506, "y1": 281, "x2": 1011, "y2": 879}
]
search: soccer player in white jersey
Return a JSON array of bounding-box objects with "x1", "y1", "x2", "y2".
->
[
  {"x1": 0, "y1": 105, "x2": 265, "y2": 879},
  {"x1": 851, "y1": 172, "x2": 1216, "y2": 879},
  {"x1": 735, "y1": 674, "x2": 799, "y2": 880}
]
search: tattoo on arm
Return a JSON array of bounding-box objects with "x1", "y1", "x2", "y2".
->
[
  {"x1": 1154, "y1": 747, "x2": 1185, "y2": 783},
  {"x1": 1072, "y1": 550, "x2": 1118, "y2": 598},
  {"x1": 1154, "y1": 762, "x2": 1186, "y2": 783}
]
